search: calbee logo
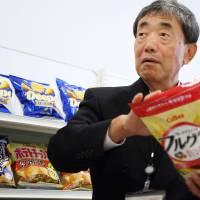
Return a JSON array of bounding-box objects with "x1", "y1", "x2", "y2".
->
[{"x1": 166, "y1": 114, "x2": 184, "y2": 123}]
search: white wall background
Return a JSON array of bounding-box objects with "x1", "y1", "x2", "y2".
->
[{"x1": 0, "y1": 0, "x2": 199, "y2": 87}]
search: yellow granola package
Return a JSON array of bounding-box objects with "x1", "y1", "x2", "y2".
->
[{"x1": 130, "y1": 81, "x2": 200, "y2": 177}]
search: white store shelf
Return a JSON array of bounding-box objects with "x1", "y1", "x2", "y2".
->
[
  {"x1": 0, "y1": 188, "x2": 92, "y2": 199},
  {"x1": 0, "y1": 113, "x2": 66, "y2": 134},
  {"x1": 0, "y1": 113, "x2": 92, "y2": 200},
  {"x1": 0, "y1": 113, "x2": 67, "y2": 143}
]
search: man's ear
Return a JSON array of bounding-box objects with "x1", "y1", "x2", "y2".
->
[{"x1": 183, "y1": 43, "x2": 197, "y2": 65}]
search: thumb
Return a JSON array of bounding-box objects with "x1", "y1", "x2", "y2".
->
[{"x1": 132, "y1": 93, "x2": 144, "y2": 104}]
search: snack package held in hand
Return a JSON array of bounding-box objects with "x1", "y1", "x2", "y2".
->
[
  {"x1": 0, "y1": 136, "x2": 16, "y2": 188},
  {"x1": 7, "y1": 143, "x2": 62, "y2": 189},
  {"x1": 0, "y1": 74, "x2": 23, "y2": 116},
  {"x1": 9, "y1": 75, "x2": 63, "y2": 119},
  {"x1": 60, "y1": 170, "x2": 92, "y2": 190},
  {"x1": 130, "y1": 80, "x2": 200, "y2": 177},
  {"x1": 56, "y1": 78, "x2": 86, "y2": 122}
]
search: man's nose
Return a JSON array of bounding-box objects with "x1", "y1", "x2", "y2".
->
[{"x1": 144, "y1": 35, "x2": 158, "y2": 53}]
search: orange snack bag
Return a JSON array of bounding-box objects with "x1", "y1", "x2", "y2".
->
[
  {"x1": 130, "y1": 80, "x2": 200, "y2": 177},
  {"x1": 60, "y1": 170, "x2": 92, "y2": 190}
]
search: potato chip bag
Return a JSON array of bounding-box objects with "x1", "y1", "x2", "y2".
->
[
  {"x1": 0, "y1": 74, "x2": 23, "y2": 116},
  {"x1": 56, "y1": 78, "x2": 86, "y2": 122},
  {"x1": 7, "y1": 143, "x2": 62, "y2": 189},
  {"x1": 130, "y1": 80, "x2": 200, "y2": 177},
  {"x1": 60, "y1": 170, "x2": 92, "y2": 190},
  {"x1": 9, "y1": 75, "x2": 63, "y2": 119},
  {"x1": 0, "y1": 136, "x2": 15, "y2": 187}
]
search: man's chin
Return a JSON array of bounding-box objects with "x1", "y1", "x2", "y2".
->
[{"x1": 140, "y1": 73, "x2": 158, "y2": 81}]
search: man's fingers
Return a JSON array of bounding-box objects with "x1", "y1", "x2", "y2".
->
[
  {"x1": 191, "y1": 173, "x2": 200, "y2": 188},
  {"x1": 185, "y1": 174, "x2": 200, "y2": 198},
  {"x1": 132, "y1": 90, "x2": 162, "y2": 104},
  {"x1": 144, "y1": 90, "x2": 162, "y2": 101}
]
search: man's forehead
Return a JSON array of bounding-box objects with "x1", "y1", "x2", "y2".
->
[{"x1": 138, "y1": 12, "x2": 178, "y2": 27}]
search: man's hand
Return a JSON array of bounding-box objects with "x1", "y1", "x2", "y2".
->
[
  {"x1": 185, "y1": 173, "x2": 200, "y2": 198},
  {"x1": 123, "y1": 92, "x2": 150, "y2": 137},
  {"x1": 108, "y1": 91, "x2": 161, "y2": 143}
]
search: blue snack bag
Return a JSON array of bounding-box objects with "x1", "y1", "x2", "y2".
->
[
  {"x1": 0, "y1": 74, "x2": 23, "y2": 115},
  {"x1": 10, "y1": 75, "x2": 63, "y2": 119},
  {"x1": 56, "y1": 78, "x2": 86, "y2": 122},
  {"x1": 0, "y1": 136, "x2": 16, "y2": 187},
  {"x1": 0, "y1": 75, "x2": 11, "y2": 113}
]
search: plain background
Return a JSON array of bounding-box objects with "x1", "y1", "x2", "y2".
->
[{"x1": 0, "y1": 0, "x2": 199, "y2": 87}]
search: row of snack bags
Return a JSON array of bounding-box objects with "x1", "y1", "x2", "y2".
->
[
  {"x1": 0, "y1": 74, "x2": 86, "y2": 122},
  {"x1": 0, "y1": 135, "x2": 92, "y2": 190}
]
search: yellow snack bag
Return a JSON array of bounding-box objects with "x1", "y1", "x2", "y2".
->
[{"x1": 130, "y1": 81, "x2": 200, "y2": 177}]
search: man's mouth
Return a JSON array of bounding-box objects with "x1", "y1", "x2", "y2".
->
[{"x1": 141, "y1": 58, "x2": 160, "y2": 64}]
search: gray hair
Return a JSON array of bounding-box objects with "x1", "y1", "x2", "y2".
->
[{"x1": 133, "y1": 0, "x2": 199, "y2": 43}]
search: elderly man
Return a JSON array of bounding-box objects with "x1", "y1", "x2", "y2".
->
[{"x1": 48, "y1": 0, "x2": 200, "y2": 199}]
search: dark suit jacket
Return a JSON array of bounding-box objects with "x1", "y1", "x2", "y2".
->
[{"x1": 48, "y1": 78, "x2": 198, "y2": 200}]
